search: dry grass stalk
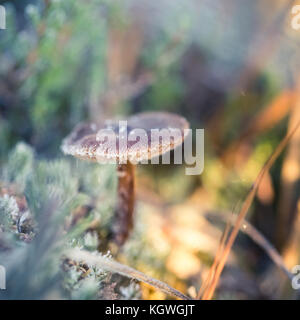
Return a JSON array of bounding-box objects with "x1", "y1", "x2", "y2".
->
[
  {"x1": 200, "y1": 119, "x2": 300, "y2": 300},
  {"x1": 68, "y1": 248, "x2": 191, "y2": 300},
  {"x1": 198, "y1": 221, "x2": 231, "y2": 300}
]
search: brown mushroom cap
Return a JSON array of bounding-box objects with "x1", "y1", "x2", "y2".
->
[{"x1": 61, "y1": 112, "x2": 189, "y2": 163}]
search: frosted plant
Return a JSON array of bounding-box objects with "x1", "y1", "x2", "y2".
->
[
  {"x1": 119, "y1": 282, "x2": 141, "y2": 300},
  {"x1": 0, "y1": 194, "x2": 19, "y2": 230}
]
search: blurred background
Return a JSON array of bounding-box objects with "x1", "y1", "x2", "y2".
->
[{"x1": 0, "y1": 0, "x2": 299, "y2": 300}]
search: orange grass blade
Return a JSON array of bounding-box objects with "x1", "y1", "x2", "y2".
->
[
  {"x1": 199, "y1": 221, "x2": 231, "y2": 300},
  {"x1": 202, "y1": 120, "x2": 300, "y2": 300}
]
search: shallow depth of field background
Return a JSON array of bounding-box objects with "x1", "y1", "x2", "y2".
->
[{"x1": 0, "y1": 0, "x2": 300, "y2": 300}]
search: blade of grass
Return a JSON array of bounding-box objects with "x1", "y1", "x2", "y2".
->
[
  {"x1": 201, "y1": 120, "x2": 300, "y2": 300},
  {"x1": 68, "y1": 248, "x2": 191, "y2": 300},
  {"x1": 199, "y1": 221, "x2": 231, "y2": 300}
]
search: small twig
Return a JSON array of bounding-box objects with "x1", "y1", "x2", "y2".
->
[
  {"x1": 68, "y1": 249, "x2": 191, "y2": 300},
  {"x1": 239, "y1": 219, "x2": 293, "y2": 280},
  {"x1": 209, "y1": 212, "x2": 293, "y2": 280}
]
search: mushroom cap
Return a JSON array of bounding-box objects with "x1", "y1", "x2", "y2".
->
[{"x1": 61, "y1": 112, "x2": 189, "y2": 163}]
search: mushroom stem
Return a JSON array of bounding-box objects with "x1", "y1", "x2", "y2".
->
[{"x1": 113, "y1": 162, "x2": 135, "y2": 245}]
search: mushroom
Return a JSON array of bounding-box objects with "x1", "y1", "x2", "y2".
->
[{"x1": 61, "y1": 112, "x2": 189, "y2": 245}]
